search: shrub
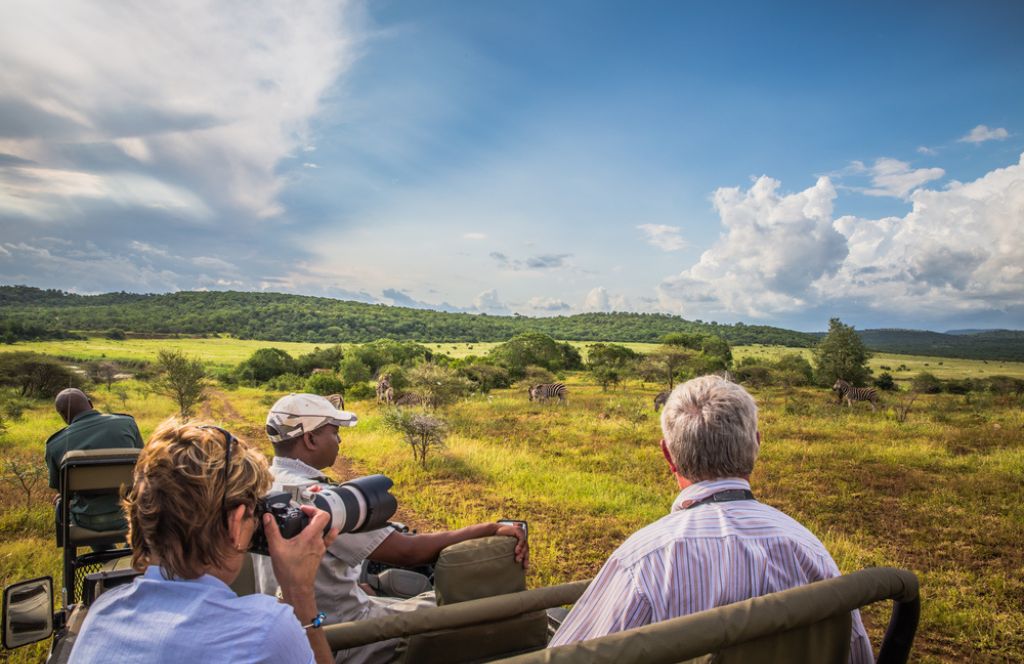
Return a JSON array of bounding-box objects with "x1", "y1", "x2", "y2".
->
[
  {"x1": 295, "y1": 345, "x2": 345, "y2": 376},
  {"x1": 734, "y1": 364, "x2": 773, "y2": 387},
  {"x1": 265, "y1": 373, "x2": 305, "y2": 392},
  {"x1": 236, "y1": 348, "x2": 297, "y2": 384},
  {"x1": 339, "y1": 356, "x2": 372, "y2": 386},
  {"x1": 305, "y1": 372, "x2": 345, "y2": 396},
  {"x1": 457, "y1": 362, "x2": 511, "y2": 393},
  {"x1": 0, "y1": 352, "x2": 85, "y2": 398},
  {"x1": 523, "y1": 365, "x2": 557, "y2": 386},
  {"x1": 814, "y1": 318, "x2": 872, "y2": 386},
  {"x1": 381, "y1": 408, "x2": 448, "y2": 467},
  {"x1": 874, "y1": 372, "x2": 897, "y2": 391},
  {"x1": 407, "y1": 363, "x2": 472, "y2": 409},
  {"x1": 911, "y1": 372, "x2": 943, "y2": 394},
  {"x1": 346, "y1": 382, "x2": 376, "y2": 401}
]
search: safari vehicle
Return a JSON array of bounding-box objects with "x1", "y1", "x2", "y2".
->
[{"x1": 3, "y1": 448, "x2": 921, "y2": 663}]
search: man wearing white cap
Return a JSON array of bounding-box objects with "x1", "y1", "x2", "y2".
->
[{"x1": 253, "y1": 393, "x2": 528, "y2": 664}]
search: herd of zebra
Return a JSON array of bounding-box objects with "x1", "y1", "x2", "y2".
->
[{"x1": 365, "y1": 375, "x2": 879, "y2": 412}]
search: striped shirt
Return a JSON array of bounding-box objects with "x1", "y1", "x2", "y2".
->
[{"x1": 549, "y1": 478, "x2": 873, "y2": 663}]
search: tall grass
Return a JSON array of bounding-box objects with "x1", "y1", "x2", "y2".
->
[{"x1": 1, "y1": 364, "x2": 1021, "y2": 661}]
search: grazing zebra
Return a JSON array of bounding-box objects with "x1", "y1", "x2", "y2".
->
[
  {"x1": 653, "y1": 390, "x2": 669, "y2": 412},
  {"x1": 832, "y1": 379, "x2": 879, "y2": 412},
  {"x1": 376, "y1": 375, "x2": 394, "y2": 405},
  {"x1": 529, "y1": 383, "x2": 567, "y2": 404},
  {"x1": 393, "y1": 392, "x2": 423, "y2": 407},
  {"x1": 326, "y1": 393, "x2": 345, "y2": 410}
]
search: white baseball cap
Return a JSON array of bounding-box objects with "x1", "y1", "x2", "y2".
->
[{"x1": 266, "y1": 393, "x2": 358, "y2": 444}]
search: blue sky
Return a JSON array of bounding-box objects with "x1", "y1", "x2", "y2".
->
[{"x1": 1, "y1": 1, "x2": 1022, "y2": 331}]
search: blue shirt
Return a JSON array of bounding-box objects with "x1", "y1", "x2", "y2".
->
[{"x1": 69, "y1": 566, "x2": 314, "y2": 664}]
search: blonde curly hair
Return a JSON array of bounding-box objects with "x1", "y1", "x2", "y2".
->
[{"x1": 125, "y1": 418, "x2": 270, "y2": 579}]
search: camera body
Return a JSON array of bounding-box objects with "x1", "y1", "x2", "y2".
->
[{"x1": 250, "y1": 474, "x2": 398, "y2": 556}]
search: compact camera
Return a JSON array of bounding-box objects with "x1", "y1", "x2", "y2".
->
[{"x1": 250, "y1": 474, "x2": 398, "y2": 556}]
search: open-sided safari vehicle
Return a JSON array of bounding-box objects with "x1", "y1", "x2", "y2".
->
[{"x1": 3, "y1": 448, "x2": 921, "y2": 663}]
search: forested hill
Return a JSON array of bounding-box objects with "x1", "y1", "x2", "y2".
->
[
  {"x1": 0, "y1": 285, "x2": 814, "y2": 346},
  {"x1": 858, "y1": 328, "x2": 1024, "y2": 362}
]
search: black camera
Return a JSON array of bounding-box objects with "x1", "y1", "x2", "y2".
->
[{"x1": 250, "y1": 474, "x2": 398, "y2": 556}]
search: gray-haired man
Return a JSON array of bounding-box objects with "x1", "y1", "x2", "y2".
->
[{"x1": 550, "y1": 376, "x2": 873, "y2": 662}]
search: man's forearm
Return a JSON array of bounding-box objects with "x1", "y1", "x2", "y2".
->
[{"x1": 371, "y1": 522, "x2": 500, "y2": 566}]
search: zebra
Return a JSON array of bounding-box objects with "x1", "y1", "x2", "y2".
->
[
  {"x1": 376, "y1": 375, "x2": 394, "y2": 405},
  {"x1": 529, "y1": 383, "x2": 567, "y2": 404},
  {"x1": 653, "y1": 390, "x2": 669, "y2": 412},
  {"x1": 326, "y1": 393, "x2": 345, "y2": 410},
  {"x1": 832, "y1": 379, "x2": 879, "y2": 412}
]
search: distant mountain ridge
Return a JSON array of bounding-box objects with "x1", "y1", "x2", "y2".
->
[
  {"x1": 2, "y1": 286, "x2": 1022, "y2": 361},
  {"x1": 0, "y1": 285, "x2": 813, "y2": 347}
]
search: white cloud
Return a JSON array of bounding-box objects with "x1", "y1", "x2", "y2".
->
[
  {"x1": 916, "y1": 146, "x2": 937, "y2": 156},
  {"x1": 658, "y1": 175, "x2": 847, "y2": 317},
  {"x1": 473, "y1": 288, "x2": 508, "y2": 313},
  {"x1": 819, "y1": 152, "x2": 1024, "y2": 315},
  {"x1": 637, "y1": 224, "x2": 687, "y2": 251},
  {"x1": 658, "y1": 153, "x2": 1024, "y2": 321},
  {"x1": 462, "y1": 232, "x2": 486, "y2": 240},
  {"x1": 958, "y1": 125, "x2": 1009, "y2": 144},
  {"x1": 582, "y1": 286, "x2": 630, "y2": 312},
  {"x1": 0, "y1": 0, "x2": 357, "y2": 219},
  {"x1": 862, "y1": 158, "x2": 945, "y2": 199}
]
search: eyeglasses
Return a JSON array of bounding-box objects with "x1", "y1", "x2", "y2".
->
[{"x1": 198, "y1": 425, "x2": 236, "y2": 518}]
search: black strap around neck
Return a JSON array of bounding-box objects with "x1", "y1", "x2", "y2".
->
[{"x1": 685, "y1": 489, "x2": 755, "y2": 510}]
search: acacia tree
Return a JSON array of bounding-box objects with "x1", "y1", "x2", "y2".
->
[
  {"x1": 153, "y1": 350, "x2": 207, "y2": 417},
  {"x1": 381, "y1": 408, "x2": 448, "y2": 467},
  {"x1": 407, "y1": 363, "x2": 471, "y2": 409},
  {"x1": 813, "y1": 318, "x2": 872, "y2": 387}
]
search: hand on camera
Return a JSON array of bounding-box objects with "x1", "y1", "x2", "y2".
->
[
  {"x1": 495, "y1": 523, "x2": 530, "y2": 569},
  {"x1": 265, "y1": 505, "x2": 339, "y2": 592}
]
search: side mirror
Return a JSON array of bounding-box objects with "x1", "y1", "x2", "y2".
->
[{"x1": 2, "y1": 577, "x2": 54, "y2": 649}]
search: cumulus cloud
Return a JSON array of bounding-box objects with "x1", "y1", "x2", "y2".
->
[
  {"x1": 659, "y1": 153, "x2": 1024, "y2": 322},
  {"x1": 861, "y1": 158, "x2": 945, "y2": 199},
  {"x1": 658, "y1": 175, "x2": 848, "y2": 317},
  {"x1": 582, "y1": 287, "x2": 630, "y2": 312},
  {"x1": 819, "y1": 152, "x2": 1024, "y2": 315},
  {"x1": 958, "y1": 125, "x2": 1009, "y2": 144},
  {"x1": 637, "y1": 224, "x2": 687, "y2": 251},
  {"x1": 916, "y1": 146, "x2": 937, "y2": 156},
  {"x1": 473, "y1": 289, "x2": 509, "y2": 313},
  {"x1": 0, "y1": 0, "x2": 355, "y2": 220}
]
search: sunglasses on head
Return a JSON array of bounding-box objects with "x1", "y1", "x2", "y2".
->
[{"x1": 198, "y1": 425, "x2": 237, "y2": 518}]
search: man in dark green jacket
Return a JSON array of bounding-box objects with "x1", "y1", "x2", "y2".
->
[{"x1": 45, "y1": 388, "x2": 144, "y2": 531}]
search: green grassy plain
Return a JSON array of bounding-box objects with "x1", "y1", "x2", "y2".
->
[
  {"x1": 1, "y1": 341, "x2": 1023, "y2": 661},
  {"x1": 6, "y1": 337, "x2": 1024, "y2": 381}
]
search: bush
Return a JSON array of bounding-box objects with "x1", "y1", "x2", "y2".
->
[
  {"x1": 407, "y1": 363, "x2": 472, "y2": 409},
  {"x1": 104, "y1": 328, "x2": 127, "y2": 340},
  {"x1": 487, "y1": 333, "x2": 574, "y2": 378},
  {"x1": 874, "y1": 372, "x2": 897, "y2": 391},
  {"x1": 265, "y1": 373, "x2": 305, "y2": 392},
  {"x1": 0, "y1": 352, "x2": 85, "y2": 398},
  {"x1": 305, "y1": 372, "x2": 345, "y2": 396},
  {"x1": 911, "y1": 372, "x2": 943, "y2": 394},
  {"x1": 381, "y1": 407, "x2": 448, "y2": 466},
  {"x1": 735, "y1": 364, "x2": 773, "y2": 387},
  {"x1": 814, "y1": 318, "x2": 872, "y2": 386},
  {"x1": 339, "y1": 356, "x2": 372, "y2": 386},
  {"x1": 346, "y1": 382, "x2": 376, "y2": 401},
  {"x1": 944, "y1": 379, "x2": 976, "y2": 395},
  {"x1": 375, "y1": 364, "x2": 409, "y2": 393},
  {"x1": 457, "y1": 362, "x2": 511, "y2": 393},
  {"x1": 523, "y1": 365, "x2": 557, "y2": 386},
  {"x1": 295, "y1": 345, "x2": 345, "y2": 375},
  {"x1": 236, "y1": 348, "x2": 297, "y2": 384}
]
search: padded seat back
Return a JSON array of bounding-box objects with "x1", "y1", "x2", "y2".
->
[{"x1": 397, "y1": 536, "x2": 548, "y2": 663}]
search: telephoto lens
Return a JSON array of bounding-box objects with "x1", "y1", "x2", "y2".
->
[{"x1": 250, "y1": 475, "x2": 397, "y2": 556}]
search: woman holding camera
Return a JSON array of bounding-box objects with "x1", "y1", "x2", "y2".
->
[{"x1": 70, "y1": 419, "x2": 337, "y2": 664}]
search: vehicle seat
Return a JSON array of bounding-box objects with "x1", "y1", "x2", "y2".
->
[
  {"x1": 395, "y1": 536, "x2": 548, "y2": 663},
  {"x1": 58, "y1": 448, "x2": 139, "y2": 606}
]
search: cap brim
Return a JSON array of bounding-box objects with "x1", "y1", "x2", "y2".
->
[{"x1": 327, "y1": 411, "x2": 358, "y2": 428}]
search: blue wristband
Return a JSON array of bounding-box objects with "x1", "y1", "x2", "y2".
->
[{"x1": 302, "y1": 612, "x2": 327, "y2": 629}]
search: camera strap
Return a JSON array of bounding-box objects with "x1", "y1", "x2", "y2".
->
[{"x1": 683, "y1": 489, "x2": 755, "y2": 510}]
